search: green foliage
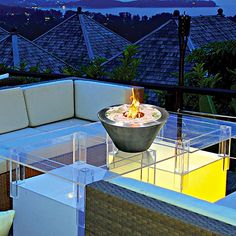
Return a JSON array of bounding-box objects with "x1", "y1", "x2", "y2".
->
[
  {"x1": 83, "y1": 57, "x2": 107, "y2": 79},
  {"x1": 230, "y1": 84, "x2": 236, "y2": 114},
  {"x1": 43, "y1": 67, "x2": 52, "y2": 74},
  {"x1": 0, "y1": 76, "x2": 40, "y2": 86},
  {"x1": 29, "y1": 63, "x2": 40, "y2": 73},
  {"x1": 154, "y1": 90, "x2": 167, "y2": 106},
  {"x1": 20, "y1": 62, "x2": 27, "y2": 71},
  {"x1": 187, "y1": 40, "x2": 236, "y2": 88},
  {"x1": 62, "y1": 66, "x2": 83, "y2": 77},
  {"x1": 199, "y1": 96, "x2": 217, "y2": 114},
  {"x1": 183, "y1": 63, "x2": 221, "y2": 112},
  {"x1": 184, "y1": 41, "x2": 236, "y2": 115},
  {"x1": 0, "y1": 63, "x2": 7, "y2": 72},
  {"x1": 110, "y1": 45, "x2": 140, "y2": 81},
  {"x1": 227, "y1": 68, "x2": 236, "y2": 83},
  {"x1": 185, "y1": 63, "x2": 221, "y2": 88}
]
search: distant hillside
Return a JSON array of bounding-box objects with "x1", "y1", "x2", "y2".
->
[
  {"x1": 0, "y1": 0, "x2": 217, "y2": 8},
  {"x1": 66, "y1": 0, "x2": 217, "y2": 8}
]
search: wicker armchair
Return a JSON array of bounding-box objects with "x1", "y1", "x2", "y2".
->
[{"x1": 86, "y1": 180, "x2": 236, "y2": 236}]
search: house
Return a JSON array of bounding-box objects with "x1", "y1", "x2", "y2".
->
[
  {"x1": 0, "y1": 26, "x2": 8, "y2": 41},
  {"x1": 34, "y1": 8, "x2": 130, "y2": 68},
  {"x1": 103, "y1": 13, "x2": 236, "y2": 86},
  {"x1": 0, "y1": 28, "x2": 70, "y2": 73}
]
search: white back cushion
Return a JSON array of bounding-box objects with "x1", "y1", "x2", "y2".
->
[
  {"x1": 0, "y1": 210, "x2": 15, "y2": 236},
  {"x1": 75, "y1": 80, "x2": 134, "y2": 121},
  {"x1": 0, "y1": 87, "x2": 29, "y2": 134},
  {"x1": 23, "y1": 80, "x2": 74, "y2": 127}
]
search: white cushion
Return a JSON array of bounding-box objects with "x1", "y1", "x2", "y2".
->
[
  {"x1": 0, "y1": 88, "x2": 29, "y2": 134},
  {"x1": 0, "y1": 128, "x2": 42, "y2": 144},
  {"x1": 23, "y1": 80, "x2": 74, "y2": 127},
  {"x1": 0, "y1": 210, "x2": 15, "y2": 236},
  {"x1": 75, "y1": 80, "x2": 134, "y2": 121},
  {"x1": 35, "y1": 118, "x2": 91, "y2": 132},
  {"x1": 0, "y1": 128, "x2": 43, "y2": 174},
  {"x1": 0, "y1": 158, "x2": 7, "y2": 175}
]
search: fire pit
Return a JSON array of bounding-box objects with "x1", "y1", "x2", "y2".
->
[{"x1": 98, "y1": 89, "x2": 169, "y2": 153}]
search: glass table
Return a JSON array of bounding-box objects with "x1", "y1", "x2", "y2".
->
[{"x1": 0, "y1": 112, "x2": 236, "y2": 236}]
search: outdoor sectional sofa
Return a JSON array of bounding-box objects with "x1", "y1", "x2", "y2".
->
[
  {"x1": 1, "y1": 78, "x2": 236, "y2": 235},
  {"x1": 0, "y1": 78, "x2": 141, "y2": 210}
]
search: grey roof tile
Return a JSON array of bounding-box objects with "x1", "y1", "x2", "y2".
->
[
  {"x1": 103, "y1": 15, "x2": 236, "y2": 89},
  {"x1": 0, "y1": 27, "x2": 9, "y2": 42},
  {"x1": 0, "y1": 34, "x2": 69, "y2": 73},
  {"x1": 104, "y1": 20, "x2": 188, "y2": 86},
  {"x1": 190, "y1": 15, "x2": 236, "y2": 48},
  {"x1": 34, "y1": 13, "x2": 130, "y2": 68}
]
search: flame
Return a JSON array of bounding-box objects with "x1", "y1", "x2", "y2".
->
[{"x1": 127, "y1": 88, "x2": 140, "y2": 119}]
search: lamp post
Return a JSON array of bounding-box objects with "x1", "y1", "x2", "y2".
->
[
  {"x1": 176, "y1": 14, "x2": 191, "y2": 142},
  {"x1": 178, "y1": 13, "x2": 191, "y2": 111}
]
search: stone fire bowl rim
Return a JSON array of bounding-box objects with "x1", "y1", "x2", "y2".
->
[{"x1": 97, "y1": 104, "x2": 169, "y2": 128}]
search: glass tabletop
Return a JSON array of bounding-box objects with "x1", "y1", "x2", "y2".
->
[{"x1": 0, "y1": 112, "x2": 234, "y2": 186}]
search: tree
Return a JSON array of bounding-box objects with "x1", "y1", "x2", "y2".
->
[
  {"x1": 82, "y1": 57, "x2": 107, "y2": 79},
  {"x1": 185, "y1": 63, "x2": 221, "y2": 88},
  {"x1": 187, "y1": 40, "x2": 236, "y2": 88},
  {"x1": 110, "y1": 45, "x2": 140, "y2": 81}
]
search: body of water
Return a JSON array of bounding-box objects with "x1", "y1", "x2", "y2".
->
[{"x1": 42, "y1": 0, "x2": 236, "y2": 17}]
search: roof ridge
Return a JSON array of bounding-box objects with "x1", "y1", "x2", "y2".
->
[
  {"x1": 83, "y1": 14, "x2": 131, "y2": 44},
  {"x1": 102, "y1": 19, "x2": 173, "y2": 67},
  {"x1": 187, "y1": 37, "x2": 196, "y2": 51},
  {"x1": 173, "y1": 19, "x2": 195, "y2": 53},
  {"x1": 79, "y1": 14, "x2": 95, "y2": 60},
  {"x1": 19, "y1": 34, "x2": 73, "y2": 68},
  {"x1": 0, "y1": 35, "x2": 13, "y2": 67},
  {"x1": 134, "y1": 19, "x2": 173, "y2": 45},
  {"x1": 101, "y1": 49, "x2": 124, "y2": 67},
  {"x1": 12, "y1": 34, "x2": 20, "y2": 68},
  {"x1": 0, "y1": 34, "x2": 10, "y2": 43},
  {"x1": 0, "y1": 26, "x2": 9, "y2": 34},
  {"x1": 33, "y1": 13, "x2": 77, "y2": 42}
]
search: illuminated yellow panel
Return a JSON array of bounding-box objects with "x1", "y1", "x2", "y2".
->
[
  {"x1": 182, "y1": 158, "x2": 228, "y2": 203},
  {"x1": 109, "y1": 146, "x2": 228, "y2": 203}
]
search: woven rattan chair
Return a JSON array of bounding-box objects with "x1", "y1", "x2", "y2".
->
[{"x1": 86, "y1": 180, "x2": 236, "y2": 236}]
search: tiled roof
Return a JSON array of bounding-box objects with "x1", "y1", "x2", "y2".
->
[
  {"x1": 104, "y1": 20, "x2": 191, "y2": 86},
  {"x1": 190, "y1": 15, "x2": 236, "y2": 48},
  {"x1": 0, "y1": 34, "x2": 69, "y2": 73},
  {"x1": 103, "y1": 15, "x2": 236, "y2": 86},
  {"x1": 0, "y1": 27, "x2": 9, "y2": 42},
  {"x1": 34, "y1": 13, "x2": 130, "y2": 68}
]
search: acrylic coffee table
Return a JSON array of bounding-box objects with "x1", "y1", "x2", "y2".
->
[{"x1": 0, "y1": 113, "x2": 236, "y2": 236}]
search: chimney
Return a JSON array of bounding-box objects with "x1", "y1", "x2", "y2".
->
[
  {"x1": 217, "y1": 8, "x2": 224, "y2": 16},
  {"x1": 77, "y1": 7, "x2": 82, "y2": 15},
  {"x1": 173, "y1": 10, "x2": 180, "y2": 18},
  {"x1": 11, "y1": 27, "x2": 20, "y2": 69}
]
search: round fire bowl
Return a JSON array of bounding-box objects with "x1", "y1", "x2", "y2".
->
[{"x1": 98, "y1": 105, "x2": 169, "y2": 153}]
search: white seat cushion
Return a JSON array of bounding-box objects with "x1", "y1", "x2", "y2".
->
[
  {"x1": 0, "y1": 158, "x2": 7, "y2": 175},
  {"x1": 0, "y1": 128, "x2": 43, "y2": 174},
  {"x1": 0, "y1": 87, "x2": 29, "y2": 134},
  {"x1": 0, "y1": 210, "x2": 15, "y2": 236},
  {"x1": 74, "y1": 80, "x2": 134, "y2": 121},
  {"x1": 0, "y1": 128, "x2": 42, "y2": 144},
  {"x1": 35, "y1": 118, "x2": 91, "y2": 132},
  {"x1": 23, "y1": 80, "x2": 74, "y2": 127}
]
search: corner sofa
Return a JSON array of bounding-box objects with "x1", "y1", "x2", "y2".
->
[{"x1": 0, "y1": 78, "x2": 143, "y2": 210}]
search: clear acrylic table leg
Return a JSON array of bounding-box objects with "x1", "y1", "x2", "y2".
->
[
  {"x1": 10, "y1": 150, "x2": 25, "y2": 199},
  {"x1": 76, "y1": 167, "x2": 94, "y2": 236}
]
